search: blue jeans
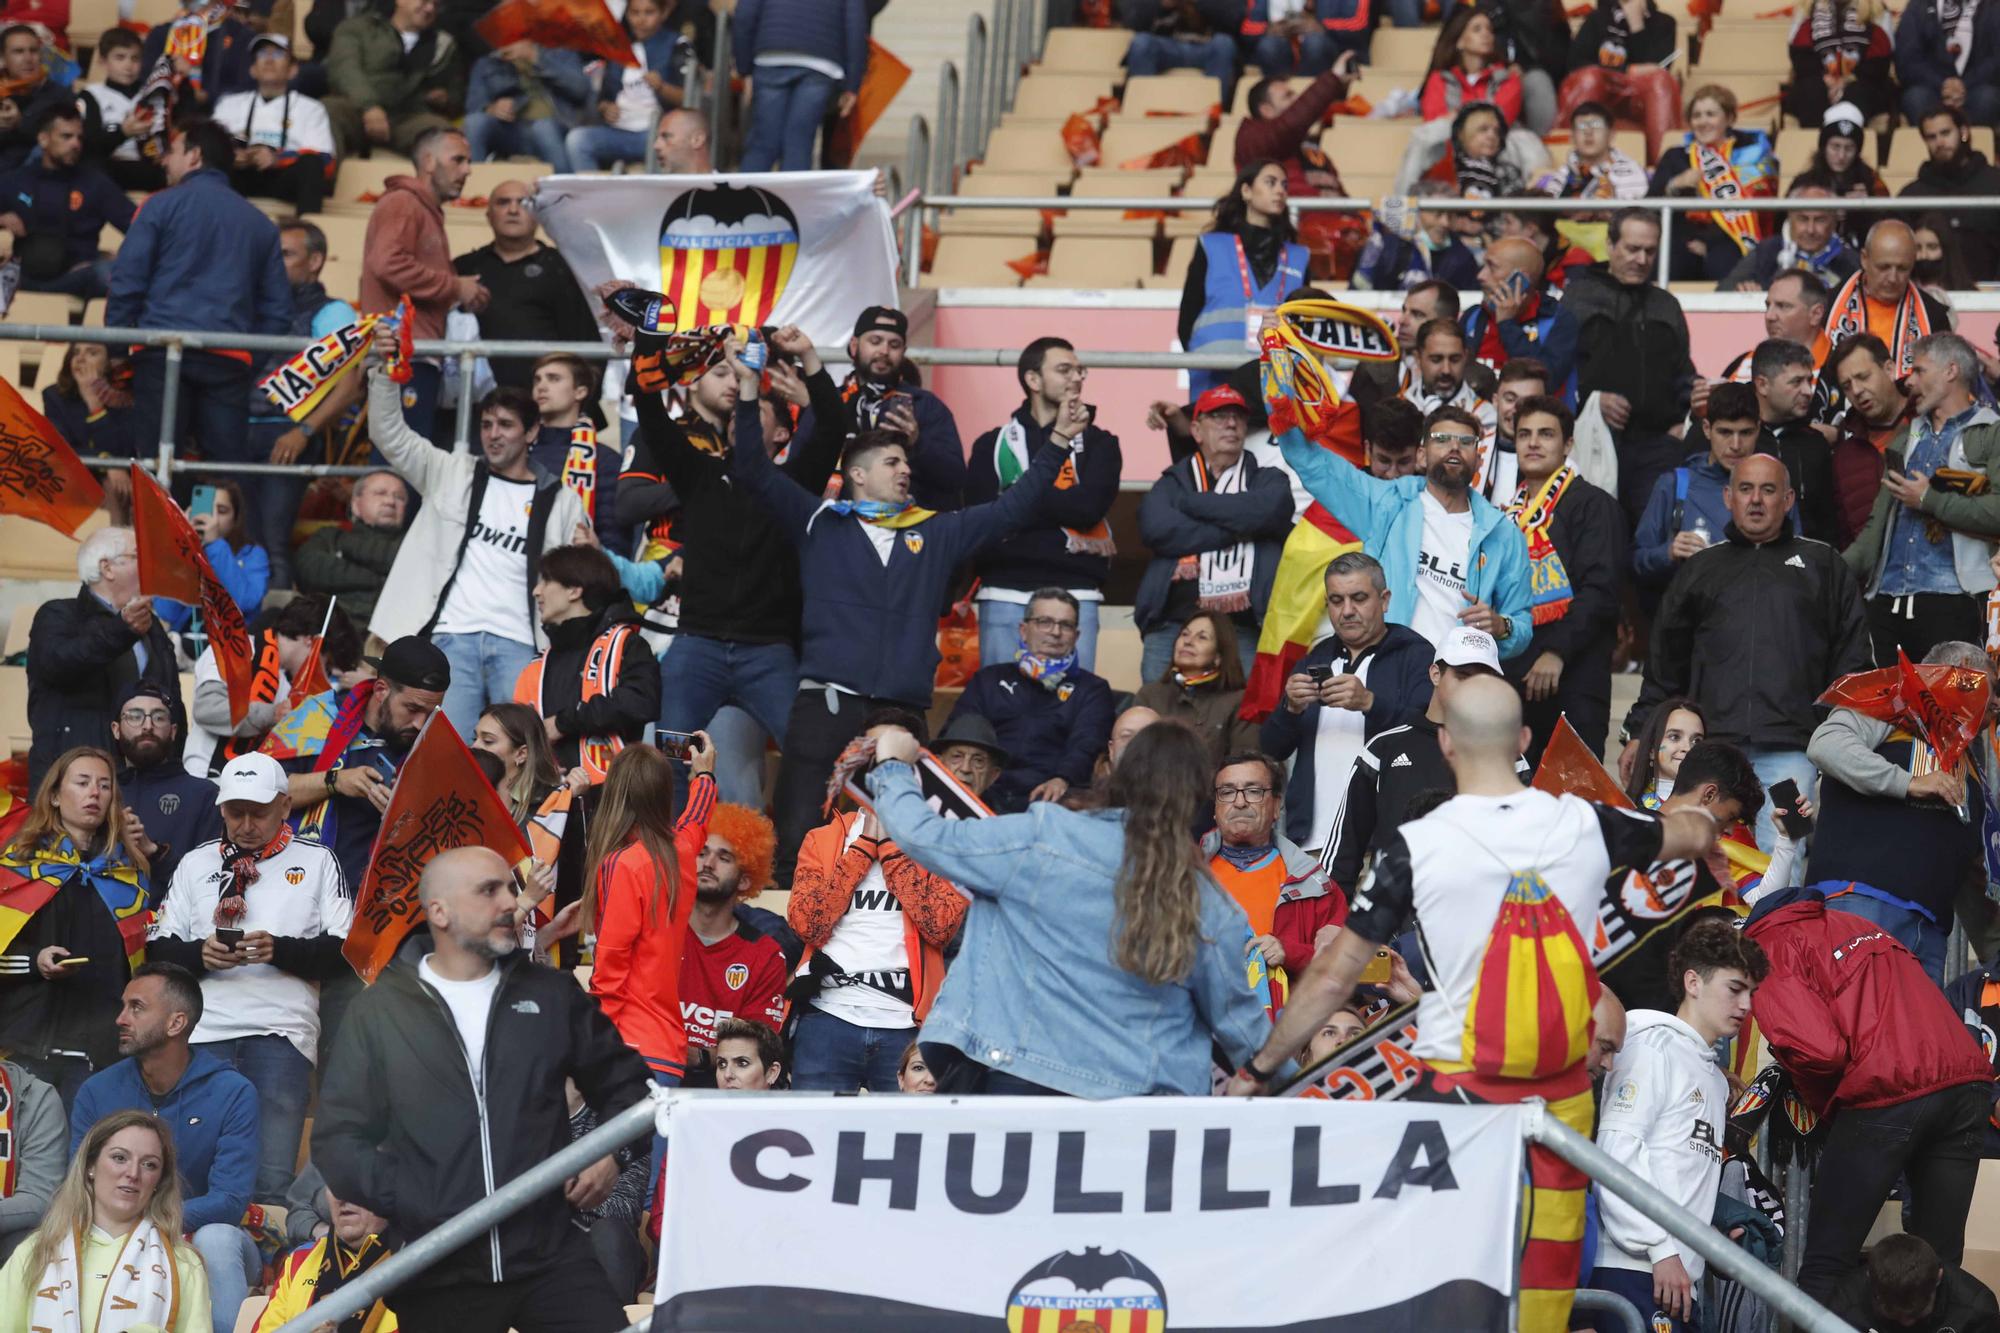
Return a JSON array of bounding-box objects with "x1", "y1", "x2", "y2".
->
[
  {"x1": 789, "y1": 1008, "x2": 914, "y2": 1092},
  {"x1": 246, "y1": 419, "x2": 311, "y2": 591},
  {"x1": 564, "y1": 124, "x2": 649, "y2": 172},
  {"x1": 976, "y1": 598, "x2": 1102, "y2": 673},
  {"x1": 1902, "y1": 81, "x2": 2000, "y2": 130},
  {"x1": 22, "y1": 257, "x2": 113, "y2": 300},
  {"x1": 1745, "y1": 746, "x2": 1817, "y2": 856},
  {"x1": 466, "y1": 112, "x2": 572, "y2": 171},
  {"x1": 1821, "y1": 884, "x2": 1949, "y2": 988},
  {"x1": 740, "y1": 64, "x2": 839, "y2": 172},
  {"x1": 199, "y1": 1033, "x2": 311, "y2": 1203},
  {"x1": 436, "y1": 631, "x2": 541, "y2": 738},
  {"x1": 1140, "y1": 619, "x2": 1257, "y2": 685},
  {"x1": 1252, "y1": 27, "x2": 1337, "y2": 76},
  {"x1": 659, "y1": 633, "x2": 797, "y2": 799},
  {"x1": 705, "y1": 703, "x2": 770, "y2": 808},
  {"x1": 191, "y1": 1223, "x2": 261, "y2": 1333},
  {"x1": 1585, "y1": 1266, "x2": 1695, "y2": 1333},
  {"x1": 1126, "y1": 32, "x2": 1240, "y2": 104}
]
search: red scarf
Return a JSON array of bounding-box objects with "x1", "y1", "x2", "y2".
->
[{"x1": 214, "y1": 825, "x2": 293, "y2": 931}]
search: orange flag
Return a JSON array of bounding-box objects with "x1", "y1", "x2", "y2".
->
[
  {"x1": 1818, "y1": 654, "x2": 1992, "y2": 773},
  {"x1": 344, "y1": 714, "x2": 532, "y2": 983},
  {"x1": 1531, "y1": 715, "x2": 1633, "y2": 808},
  {"x1": 0, "y1": 377, "x2": 104, "y2": 536},
  {"x1": 128, "y1": 466, "x2": 255, "y2": 727},
  {"x1": 476, "y1": 0, "x2": 635, "y2": 67},
  {"x1": 828, "y1": 39, "x2": 910, "y2": 163},
  {"x1": 287, "y1": 637, "x2": 333, "y2": 710}
]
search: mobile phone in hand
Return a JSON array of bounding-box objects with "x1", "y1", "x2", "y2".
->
[
  {"x1": 56, "y1": 955, "x2": 90, "y2": 968},
  {"x1": 215, "y1": 927, "x2": 244, "y2": 947},
  {"x1": 190, "y1": 485, "x2": 218, "y2": 518},
  {"x1": 1767, "y1": 778, "x2": 1811, "y2": 839},
  {"x1": 652, "y1": 728, "x2": 704, "y2": 761},
  {"x1": 1305, "y1": 664, "x2": 1333, "y2": 685},
  {"x1": 1359, "y1": 949, "x2": 1393, "y2": 984}
]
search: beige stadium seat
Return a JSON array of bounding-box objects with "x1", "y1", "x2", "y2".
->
[
  {"x1": 1098, "y1": 116, "x2": 1210, "y2": 169},
  {"x1": 463, "y1": 160, "x2": 553, "y2": 199},
  {"x1": 1230, "y1": 75, "x2": 1312, "y2": 116},
  {"x1": 980, "y1": 123, "x2": 1079, "y2": 175},
  {"x1": 924, "y1": 235, "x2": 1033, "y2": 287},
  {"x1": 1885, "y1": 126, "x2": 1949, "y2": 176},
  {"x1": 937, "y1": 171, "x2": 1062, "y2": 237},
  {"x1": 332, "y1": 155, "x2": 415, "y2": 205},
  {"x1": 1183, "y1": 166, "x2": 1238, "y2": 199},
  {"x1": 1321, "y1": 120, "x2": 1409, "y2": 179},
  {"x1": 315, "y1": 214, "x2": 370, "y2": 265},
  {"x1": 0, "y1": 666, "x2": 27, "y2": 758},
  {"x1": 1613, "y1": 129, "x2": 1650, "y2": 168},
  {"x1": 319, "y1": 258, "x2": 362, "y2": 307},
  {"x1": 2, "y1": 292, "x2": 78, "y2": 328},
  {"x1": 1053, "y1": 171, "x2": 1177, "y2": 237},
  {"x1": 1341, "y1": 173, "x2": 1397, "y2": 202},
  {"x1": 1160, "y1": 234, "x2": 1199, "y2": 284},
  {"x1": 1688, "y1": 31, "x2": 1790, "y2": 79},
  {"x1": 1122, "y1": 74, "x2": 1223, "y2": 118},
  {"x1": 1009, "y1": 73, "x2": 1118, "y2": 121},
  {"x1": 0, "y1": 340, "x2": 20, "y2": 391},
  {"x1": 232, "y1": 1295, "x2": 268, "y2": 1333},
  {"x1": 70, "y1": 0, "x2": 120, "y2": 47},
  {"x1": 97, "y1": 222, "x2": 124, "y2": 256},
  {"x1": 1037, "y1": 236, "x2": 1154, "y2": 287},
  {"x1": 1038, "y1": 27, "x2": 1132, "y2": 70},
  {"x1": 127, "y1": 0, "x2": 182, "y2": 26},
  {"x1": 1368, "y1": 26, "x2": 1440, "y2": 77},
  {"x1": 81, "y1": 300, "x2": 104, "y2": 328}
]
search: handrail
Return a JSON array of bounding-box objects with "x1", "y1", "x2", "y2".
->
[
  {"x1": 263, "y1": 1095, "x2": 660, "y2": 1333},
  {"x1": 904, "y1": 113, "x2": 932, "y2": 288},
  {"x1": 1572, "y1": 1290, "x2": 1645, "y2": 1333},
  {"x1": 916, "y1": 192, "x2": 2000, "y2": 213},
  {"x1": 705, "y1": 7, "x2": 731, "y2": 167},
  {"x1": 964, "y1": 14, "x2": 988, "y2": 166},
  {"x1": 935, "y1": 61, "x2": 962, "y2": 194}
]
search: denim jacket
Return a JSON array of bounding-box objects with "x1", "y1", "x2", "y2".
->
[
  {"x1": 866, "y1": 762, "x2": 1280, "y2": 1097},
  {"x1": 465, "y1": 48, "x2": 593, "y2": 128}
]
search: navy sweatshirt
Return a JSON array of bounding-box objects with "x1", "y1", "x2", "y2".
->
[
  {"x1": 731, "y1": 0, "x2": 869, "y2": 90},
  {"x1": 730, "y1": 401, "x2": 1066, "y2": 706},
  {"x1": 946, "y1": 661, "x2": 1115, "y2": 813}
]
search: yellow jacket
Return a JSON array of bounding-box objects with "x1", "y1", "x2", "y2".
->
[{"x1": 253, "y1": 1234, "x2": 397, "y2": 1333}]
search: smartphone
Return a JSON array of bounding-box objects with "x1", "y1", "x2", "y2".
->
[
  {"x1": 1305, "y1": 664, "x2": 1333, "y2": 685},
  {"x1": 189, "y1": 485, "x2": 218, "y2": 518},
  {"x1": 1505, "y1": 270, "x2": 1532, "y2": 300},
  {"x1": 1359, "y1": 949, "x2": 1394, "y2": 985},
  {"x1": 1767, "y1": 778, "x2": 1812, "y2": 839},
  {"x1": 56, "y1": 955, "x2": 90, "y2": 968},
  {"x1": 652, "y1": 729, "x2": 705, "y2": 761},
  {"x1": 215, "y1": 926, "x2": 244, "y2": 948}
]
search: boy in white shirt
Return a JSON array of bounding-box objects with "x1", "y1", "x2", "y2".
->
[
  {"x1": 1590, "y1": 918, "x2": 1769, "y2": 1332},
  {"x1": 78, "y1": 28, "x2": 162, "y2": 190},
  {"x1": 212, "y1": 35, "x2": 334, "y2": 213}
]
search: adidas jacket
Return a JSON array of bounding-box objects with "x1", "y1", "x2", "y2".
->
[{"x1": 1595, "y1": 1011, "x2": 1729, "y2": 1280}]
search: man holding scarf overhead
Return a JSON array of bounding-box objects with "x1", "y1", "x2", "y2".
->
[
  {"x1": 1500, "y1": 394, "x2": 1627, "y2": 768},
  {"x1": 1825, "y1": 220, "x2": 1956, "y2": 378}
]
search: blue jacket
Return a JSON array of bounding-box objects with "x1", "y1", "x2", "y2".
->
[
  {"x1": 71, "y1": 1048, "x2": 259, "y2": 1232},
  {"x1": 1896, "y1": 0, "x2": 2000, "y2": 96},
  {"x1": 40, "y1": 386, "x2": 139, "y2": 462},
  {"x1": 1276, "y1": 427, "x2": 1535, "y2": 657},
  {"x1": 866, "y1": 761, "x2": 1278, "y2": 1097},
  {"x1": 1135, "y1": 450, "x2": 1295, "y2": 636},
  {"x1": 1460, "y1": 295, "x2": 1580, "y2": 402},
  {"x1": 1258, "y1": 623, "x2": 1437, "y2": 847},
  {"x1": 732, "y1": 0, "x2": 869, "y2": 90},
  {"x1": 730, "y1": 401, "x2": 1064, "y2": 705},
  {"x1": 155, "y1": 538, "x2": 270, "y2": 632},
  {"x1": 946, "y1": 662, "x2": 1115, "y2": 814},
  {"x1": 465, "y1": 47, "x2": 593, "y2": 128},
  {"x1": 115, "y1": 756, "x2": 221, "y2": 893},
  {"x1": 0, "y1": 158, "x2": 133, "y2": 268},
  {"x1": 108, "y1": 169, "x2": 289, "y2": 338}
]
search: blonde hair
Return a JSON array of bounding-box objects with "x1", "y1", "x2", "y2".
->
[
  {"x1": 12, "y1": 747, "x2": 147, "y2": 878},
  {"x1": 28, "y1": 1110, "x2": 187, "y2": 1281},
  {"x1": 581, "y1": 745, "x2": 682, "y2": 938}
]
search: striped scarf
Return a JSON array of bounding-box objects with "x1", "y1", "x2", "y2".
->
[
  {"x1": 1172, "y1": 455, "x2": 1255, "y2": 613},
  {"x1": 996, "y1": 419, "x2": 1115, "y2": 556},
  {"x1": 1507, "y1": 465, "x2": 1577, "y2": 625},
  {"x1": 1826, "y1": 268, "x2": 1934, "y2": 375},
  {"x1": 1693, "y1": 137, "x2": 1775, "y2": 255}
]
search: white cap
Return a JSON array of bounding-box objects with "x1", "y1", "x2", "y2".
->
[
  {"x1": 215, "y1": 752, "x2": 287, "y2": 805},
  {"x1": 1437, "y1": 626, "x2": 1502, "y2": 675}
]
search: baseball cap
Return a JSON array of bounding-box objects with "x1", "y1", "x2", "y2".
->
[
  {"x1": 215, "y1": 753, "x2": 286, "y2": 805},
  {"x1": 364, "y1": 636, "x2": 452, "y2": 693},
  {"x1": 1437, "y1": 626, "x2": 1502, "y2": 675},
  {"x1": 852, "y1": 306, "x2": 908, "y2": 341},
  {"x1": 116, "y1": 681, "x2": 175, "y2": 713},
  {"x1": 248, "y1": 32, "x2": 290, "y2": 56},
  {"x1": 1193, "y1": 385, "x2": 1249, "y2": 418}
]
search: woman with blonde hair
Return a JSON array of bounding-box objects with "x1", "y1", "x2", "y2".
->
[
  {"x1": 472, "y1": 702, "x2": 564, "y2": 828},
  {"x1": 0, "y1": 1108, "x2": 209, "y2": 1332},
  {"x1": 0, "y1": 747, "x2": 152, "y2": 1106},
  {"x1": 865, "y1": 720, "x2": 1272, "y2": 1096}
]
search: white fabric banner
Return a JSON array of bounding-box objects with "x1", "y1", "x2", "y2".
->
[
  {"x1": 532, "y1": 169, "x2": 899, "y2": 350},
  {"x1": 655, "y1": 1094, "x2": 1524, "y2": 1331}
]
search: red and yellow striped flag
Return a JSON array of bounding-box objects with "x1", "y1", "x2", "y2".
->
[
  {"x1": 1463, "y1": 870, "x2": 1600, "y2": 1081},
  {"x1": 1241, "y1": 503, "x2": 1359, "y2": 722}
]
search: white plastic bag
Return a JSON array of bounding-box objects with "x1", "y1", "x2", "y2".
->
[{"x1": 1570, "y1": 391, "x2": 1619, "y2": 498}]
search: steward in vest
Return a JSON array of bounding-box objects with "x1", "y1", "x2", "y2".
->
[
  {"x1": 253, "y1": 1180, "x2": 397, "y2": 1332},
  {"x1": 1179, "y1": 160, "x2": 1311, "y2": 400},
  {"x1": 515, "y1": 545, "x2": 660, "y2": 782}
]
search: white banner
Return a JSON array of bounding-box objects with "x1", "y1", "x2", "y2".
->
[
  {"x1": 532, "y1": 170, "x2": 899, "y2": 351},
  {"x1": 655, "y1": 1094, "x2": 1524, "y2": 1331}
]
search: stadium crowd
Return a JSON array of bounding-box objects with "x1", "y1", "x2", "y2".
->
[{"x1": 6, "y1": 0, "x2": 2000, "y2": 1330}]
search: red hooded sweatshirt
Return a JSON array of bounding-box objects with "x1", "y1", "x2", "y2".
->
[{"x1": 360, "y1": 174, "x2": 457, "y2": 339}]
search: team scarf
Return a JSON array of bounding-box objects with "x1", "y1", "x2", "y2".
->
[
  {"x1": 1449, "y1": 146, "x2": 1519, "y2": 199},
  {"x1": 1555, "y1": 148, "x2": 1647, "y2": 200},
  {"x1": 258, "y1": 301, "x2": 407, "y2": 422},
  {"x1": 824, "y1": 497, "x2": 934, "y2": 528},
  {"x1": 561, "y1": 422, "x2": 599, "y2": 517},
  {"x1": 0, "y1": 1064, "x2": 14, "y2": 1196},
  {"x1": 1826, "y1": 268, "x2": 1934, "y2": 375},
  {"x1": 1775, "y1": 227, "x2": 1847, "y2": 283},
  {"x1": 308, "y1": 1233, "x2": 393, "y2": 1333},
  {"x1": 1806, "y1": 0, "x2": 1869, "y2": 74},
  {"x1": 162, "y1": 2, "x2": 231, "y2": 95},
  {"x1": 1508, "y1": 465, "x2": 1578, "y2": 625},
  {"x1": 314, "y1": 678, "x2": 380, "y2": 774},
  {"x1": 213, "y1": 825, "x2": 293, "y2": 933},
  {"x1": 1015, "y1": 631, "x2": 1078, "y2": 690},
  {"x1": 1172, "y1": 454, "x2": 1255, "y2": 613},
  {"x1": 207, "y1": 629, "x2": 287, "y2": 775},
  {"x1": 29, "y1": 1221, "x2": 181, "y2": 1333},
  {"x1": 0, "y1": 835, "x2": 149, "y2": 970},
  {"x1": 995, "y1": 418, "x2": 1115, "y2": 557},
  {"x1": 1596, "y1": 0, "x2": 1633, "y2": 66},
  {"x1": 1172, "y1": 667, "x2": 1223, "y2": 689},
  {"x1": 1691, "y1": 134, "x2": 1775, "y2": 255}
]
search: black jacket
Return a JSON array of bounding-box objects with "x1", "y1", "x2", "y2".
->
[
  {"x1": 26, "y1": 587, "x2": 183, "y2": 792},
  {"x1": 294, "y1": 520, "x2": 406, "y2": 628},
  {"x1": 945, "y1": 662, "x2": 1115, "y2": 814},
  {"x1": 313, "y1": 932, "x2": 652, "y2": 1290},
  {"x1": 1762, "y1": 419, "x2": 1842, "y2": 547},
  {"x1": 1323, "y1": 716, "x2": 1452, "y2": 895},
  {"x1": 626, "y1": 369, "x2": 846, "y2": 646},
  {"x1": 530, "y1": 602, "x2": 660, "y2": 771},
  {"x1": 454, "y1": 242, "x2": 601, "y2": 389},
  {"x1": 1716, "y1": 232, "x2": 1859, "y2": 292},
  {"x1": 1831, "y1": 1262, "x2": 2000, "y2": 1333},
  {"x1": 1134, "y1": 450, "x2": 1295, "y2": 636},
  {"x1": 1569, "y1": 2, "x2": 1675, "y2": 70},
  {"x1": 964, "y1": 404, "x2": 1123, "y2": 595},
  {"x1": 1560, "y1": 262, "x2": 1697, "y2": 438},
  {"x1": 1504, "y1": 472, "x2": 1627, "y2": 676},
  {"x1": 0, "y1": 864, "x2": 144, "y2": 1067},
  {"x1": 1626, "y1": 524, "x2": 1872, "y2": 750},
  {"x1": 1901, "y1": 148, "x2": 2000, "y2": 282}
]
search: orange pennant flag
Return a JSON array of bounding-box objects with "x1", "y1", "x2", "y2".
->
[
  {"x1": 828, "y1": 39, "x2": 910, "y2": 163},
  {"x1": 128, "y1": 466, "x2": 256, "y2": 727},
  {"x1": 0, "y1": 378, "x2": 105, "y2": 536},
  {"x1": 1818, "y1": 655, "x2": 1992, "y2": 773},
  {"x1": 288, "y1": 635, "x2": 333, "y2": 709},
  {"x1": 476, "y1": 0, "x2": 635, "y2": 67},
  {"x1": 1531, "y1": 715, "x2": 1633, "y2": 808},
  {"x1": 344, "y1": 715, "x2": 532, "y2": 983}
]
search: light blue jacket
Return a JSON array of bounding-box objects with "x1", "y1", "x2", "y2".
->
[
  {"x1": 866, "y1": 762, "x2": 1278, "y2": 1097},
  {"x1": 1275, "y1": 425, "x2": 1535, "y2": 659}
]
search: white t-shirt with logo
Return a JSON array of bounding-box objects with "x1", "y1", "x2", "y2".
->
[
  {"x1": 419, "y1": 954, "x2": 502, "y2": 1084},
  {"x1": 434, "y1": 477, "x2": 537, "y2": 643},
  {"x1": 1348, "y1": 789, "x2": 1663, "y2": 1067},
  {"x1": 1412, "y1": 491, "x2": 1474, "y2": 649},
  {"x1": 612, "y1": 42, "x2": 658, "y2": 131},
  {"x1": 807, "y1": 837, "x2": 914, "y2": 1029},
  {"x1": 210, "y1": 90, "x2": 336, "y2": 156},
  {"x1": 151, "y1": 836, "x2": 352, "y2": 1062},
  {"x1": 1307, "y1": 650, "x2": 1372, "y2": 852}
]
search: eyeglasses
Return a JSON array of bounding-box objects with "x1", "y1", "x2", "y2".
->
[
  {"x1": 1215, "y1": 785, "x2": 1273, "y2": 804},
  {"x1": 120, "y1": 708, "x2": 171, "y2": 726},
  {"x1": 1023, "y1": 617, "x2": 1079, "y2": 633},
  {"x1": 1426, "y1": 432, "x2": 1479, "y2": 448}
]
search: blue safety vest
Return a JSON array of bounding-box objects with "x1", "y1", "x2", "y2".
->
[{"x1": 1188, "y1": 231, "x2": 1308, "y2": 398}]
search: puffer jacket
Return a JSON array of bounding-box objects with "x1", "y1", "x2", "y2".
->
[{"x1": 1744, "y1": 885, "x2": 1990, "y2": 1113}]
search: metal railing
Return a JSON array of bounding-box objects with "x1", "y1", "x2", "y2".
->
[
  {"x1": 262, "y1": 1091, "x2": 1845, "y2": 1333},
  {"x1": 935, "y1": 62, "x2": 962, "y2": 198}
]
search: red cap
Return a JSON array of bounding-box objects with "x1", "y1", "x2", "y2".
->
[{"x1": 1193, "y1": 385, "x2": 1249, "y2": 418}]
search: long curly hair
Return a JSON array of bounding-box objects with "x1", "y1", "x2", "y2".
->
[
  {"x1": 705, "y1": 802, "x2": 776, "y2": 898},
  {"x1": 1103, "y1": 722, "x2": 1214, "y2": 985}
]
